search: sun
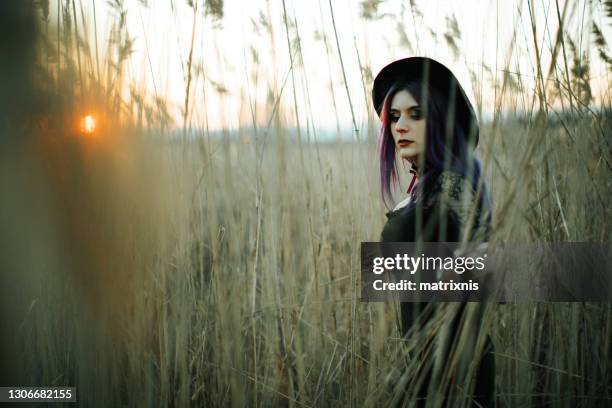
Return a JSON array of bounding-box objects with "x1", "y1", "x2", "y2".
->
[{"x1": 81, "y1": 115, "x2": 96, "y2": 134}]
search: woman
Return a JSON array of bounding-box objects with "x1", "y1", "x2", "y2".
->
[{"x1": 372, "y1": 57, "x2": 495, "y2": 406}]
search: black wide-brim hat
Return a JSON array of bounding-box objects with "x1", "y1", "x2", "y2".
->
[{"x1": 372, "y1": 57, "x2": 479, "y2": 147}]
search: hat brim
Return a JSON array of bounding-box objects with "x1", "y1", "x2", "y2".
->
[{"x1": 372, "y1": 57, "x2": 479, "y2": 147}]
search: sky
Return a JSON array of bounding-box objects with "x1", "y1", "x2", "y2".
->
[{"x1": 51, "y1": 0, "x2": 612, "y2": 134}]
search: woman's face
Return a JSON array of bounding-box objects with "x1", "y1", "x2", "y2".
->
[{"x1": 389, "y1": 90, "x2": 426, "y2": 165}]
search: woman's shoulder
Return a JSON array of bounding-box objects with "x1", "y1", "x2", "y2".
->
[
  {"x1": 424, "y1": 169, "x2": 476, "y2": 205},
  {"x1": 424, "y1": 169, "x2": 492, "y2": 241}
]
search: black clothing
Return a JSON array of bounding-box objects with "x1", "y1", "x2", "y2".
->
[
  {"x1": 380, "y1": 169, "x2": 494, "y2": 406},
  {"x1": 381, "y1": 169, "x2": 491, "y2": 244}
]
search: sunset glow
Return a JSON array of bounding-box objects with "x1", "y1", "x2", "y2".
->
[{"x1": 82, "y1": 115, "x2": 96, "y2": 134}]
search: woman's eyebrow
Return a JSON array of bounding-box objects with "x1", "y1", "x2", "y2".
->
[{"x1": 390, "y1": 105, "x2": 420, "y2": 111}]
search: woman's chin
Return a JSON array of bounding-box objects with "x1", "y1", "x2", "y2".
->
[{"x1": 399, "y1": 151, "x2": 418, "y2": 162}]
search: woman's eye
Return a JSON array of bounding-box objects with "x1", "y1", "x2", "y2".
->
[
  {"x1": 389, "y1": 114, "x2": 399, "y2": 122},
  {"x1": 410, "y1": 108, "x2": 423, "y2": 120}
]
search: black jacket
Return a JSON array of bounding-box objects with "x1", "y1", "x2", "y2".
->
[
  {"x1": 380, "y1": 169, "x2": 495, "y2": 407},
  {"x1": 381, "y1": 169, "x2": 491, "y2": 244}
]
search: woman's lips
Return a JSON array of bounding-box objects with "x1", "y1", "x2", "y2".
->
[{"x1": 397, "y1": 139, "x2": 413, "y2": 147}]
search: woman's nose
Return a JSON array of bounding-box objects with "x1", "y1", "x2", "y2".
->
[{"x1": 396, "y1": 116, "x2": 409, "y2": 133}]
